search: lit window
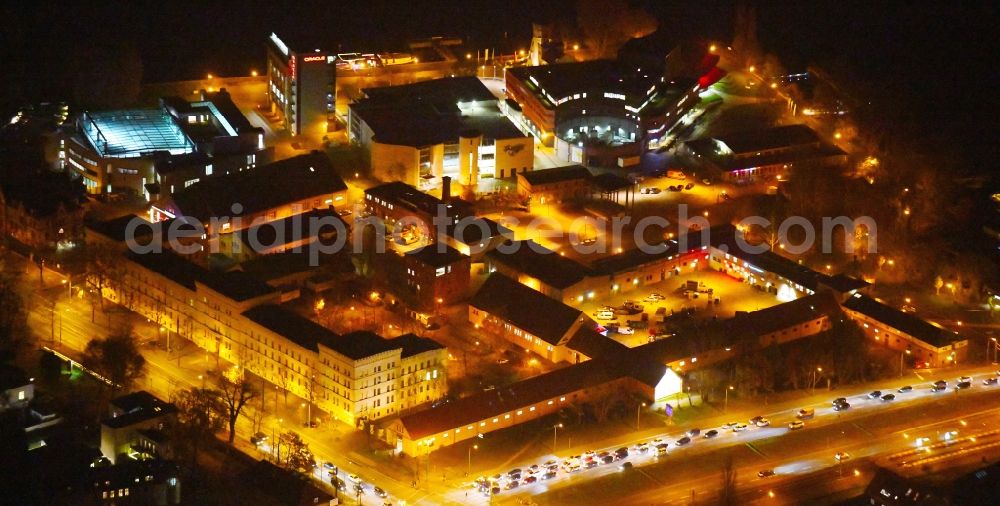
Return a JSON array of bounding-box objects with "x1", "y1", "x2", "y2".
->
[
  {"x1": 504, "y1": 414, "x2": 510, "y2": 419},
  {"x1": 493, "y1": 418, "x2": 498, "y2": 423},
  {"x1": 516, "y1": 410, "x2": 523, "y2": 416},
  {"x1": 529, "y1": 406, "x2": 536, "y2": 412},
  {"x1": 480, "y1": 422, "x2": 486, "y2": 427}
]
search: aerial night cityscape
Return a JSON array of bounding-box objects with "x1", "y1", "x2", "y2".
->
[{"x1": 1, "y1": 1, "x2": 998, "y2": 505}]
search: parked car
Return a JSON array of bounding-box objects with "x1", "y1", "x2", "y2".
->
[
  {"x1": 702, "y1": 179, "x2": 712, "y2": 185},
  {"x1": 684, "y1": 183, "x2": 694, "y2": 190},
  {"x1": 595, "y1": 310, "x2": 616, "y2": 320},
  {"x1": 616, "y1": 326, "x2": 635, "y2": 335}
]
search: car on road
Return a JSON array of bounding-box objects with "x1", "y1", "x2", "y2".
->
[
  {"x1": 322, "y1": 462, "x2": 336, "y2": 471},
  {"x1": 833, "y1": 401, "x2": 851, "y2": 411},
  {"x1": 832, "y1": 397, "x2": 847, "y2": 405},
  {"x1": 684, "y1": 183, "x2": 695, "y2": 190},
  {"x1": 668, "y1": 185, "x2": 682, "y2": 192},
  {"x1": 868, "y1": 390, "x2": 882, "y2": 399},
  {"x1": 934, "y1": 380, "x2": 948, "y2": 388},
  {"x1": 749, "y1": 416, "x2": 765, "y2": 425},
  {"x1": 898, "y1": 385, "x2": 913, "y2": 393},
  {"x1": 956, "y1": 381, "x2": 971, "y2": 390},
  {"x1": 983, "y1": 377, "x2": 999, "y2": 386},
  {"x1": 881, "y1": 393, "x2": 896, "y2": 402},
  {"x1": 616, "y1": 326, "x2": 635, "y2": 335},
  {"x1": 595, "y1": 310, "x2": 616, "y2": 320},
  {"x1": 687, "y1": 428, "x2": 701, "y2": 437},
  {"x1": 374, "y1": 487, "x2": 388, "y2": 498},
  {"x1": 755, "y1": 418, "x2": 771, "y2": 427},
  {"x1": 507, "y1": 468, "x2": 522, "y2": 477},
  {"x1": 544, "y1": 459, "x2": 558, "y2": 467},
  {"x1": 797, "y1": 408, "x2": 815, "y2": 419},
  {"x1": 585, "y1": 460, "x2": 599, "y2": 469},
  {"x1": 675, "y1": 436, "x2": 691, "y2": 446},
  {"x1": 505, "y1": 480, "x2": 519, "y2": 490},
  {"x1": 524, "y1": 475, "x2": 538, "y2": 484},
  {"x1": 835, "y1": 452, "x2": 852, "y2": 462},
  {"x1": 958, "y1": 376, "x2": 972, "y2": 383},
  {"x1": 490, "y1": 486, "x2": 501, "y2": 496},
  {"x1": 250, "y1": 432, "x2": 268, "y2": 446},
  {"x1": 601, "y1": 455, "x2": 615, "y2": 465},
  {"x1": 541, "y1": 471, "x2": 557, "y2": 480},
  {"x1": 722, "y1": 421, "x2": 738, "y2": 429},
  {"x1": 618, "y1": 462, "x2": 634, "y2": 472},
  {"x1": 732, "y1": 423, "x2": 748, "y2": 432},
  {"x1": 656, "y1": 443, "x2": 670, "y2": 455},
  {"x1": 758, "y1": 469, "x2": 775, "y2": 478},
  {"x1": 634, "y1": 442, "x2": 650, "y2": 453},
  {"x1": 931, "y1": 384, "x2": 947, "y2": 392},
  {"x1": 788, "y1": 420, "x2": 805, "y2": 430},
  {"x1": 702, "y1": 179, "x2": 712, "y2": 185},
  {"x1": 704, "y1": 429, "x2": 719, "y2": 439},
  {"x1": 330, "y1": 477, "x2": 346, "y2": 491},
  {"x1": 348, "y1": 474, "x2": 362, "y2": 484}
]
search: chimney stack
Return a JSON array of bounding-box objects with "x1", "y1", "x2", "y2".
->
[{"x1": 441, "y1": 176, "x2": 451, "y2": 202}]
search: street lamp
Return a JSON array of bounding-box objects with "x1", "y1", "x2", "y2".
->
[
  {"x1": 899, "y1": 349, "x2": 911, "y2": 377},
  {"x1": 636, "y1": 402, "x2": 646, "y2": 430},
  {"x1": 467, "y1": 443, "x2": 478, "y2": 475},
  {"x1": 724, "y1": 385, "x2": 734, "y2": 412},
  {"x1": 553, "y1": 423, "x2": 563, "y2": 450},
  {"x1": 811, "y1": 367, "x2": 823, "y2": 392}
]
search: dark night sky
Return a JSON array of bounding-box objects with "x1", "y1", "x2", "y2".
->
[{"x1": 2, "y1": 1, "x2": 996, "y2": 171}]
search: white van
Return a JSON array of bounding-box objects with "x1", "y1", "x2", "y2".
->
[{"x1": 595, "y1": 310, "x2": 615, "y2": 320}]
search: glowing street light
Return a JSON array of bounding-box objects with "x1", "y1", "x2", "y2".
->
[
  {"x1": 207, "y1": 73, "x2": 214, "y2": 80},
  {"x1": 572, "y1": 44, "x2": 580, "y2": 51},
  {"x1": 466, "y1": 53, "x2": 472, "y2": 60},
  {"x1": 709, "y1": 44, "x2": 717, "y2": 53},
  {"x1": 553, "y1": 423, "x2": 563, "y2": 449},
  {"x1": 724, "y1": 385, "x2": 734, "y2": 412},
  {"x1": 748, "y1": 65, "x2": 756, "y2": 73},
  {"x1": 251, "y1": 70, "x2": 258, "y2": 77}
]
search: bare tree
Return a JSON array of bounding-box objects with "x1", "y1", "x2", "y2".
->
[
  {"x1": 718, "y1": 453, "x2": 738, "y2": 505},
  {"x1": 216, "y1": 370, "x2": 258, "y2": 445},
  {"x1": 83, "y1": 330, "x2": 145, "y2": 395},
  {"x1": 577, "y1": 0, "x2": 657, "y2": 59},
  {"x1": 172, "y1": 387, "x2": 226, "y2": 467},
  {"x1": 278, "y1": 431, "x2": 315, "y2": 474}
]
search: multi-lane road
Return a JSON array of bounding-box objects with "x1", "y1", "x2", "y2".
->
[{"x1": 27, "y1": 278, "x2": 1000, "y2": 505}]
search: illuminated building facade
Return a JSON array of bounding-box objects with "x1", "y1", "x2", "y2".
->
[
  {"x1": 62, "y1": 90, "x2": 270, "y2": 199},
  {"x1": 266, "y1": 32, "x2": 336, "y2": 139},
  {"x1": 348, "y1": 77, "x2": 532, "y2": 193}
]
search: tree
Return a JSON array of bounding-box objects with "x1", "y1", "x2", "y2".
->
[
  {"x1": 216, "y1": 370, "x2": 258, "y2": 445},
  {"x1": 731, "y1": 2, "x2": 761, "y2": 66},
  {"x1": 83, "y1": 331, "x2": 145, "y2": 394},
  {"x1": 718, "y1": 453, "x2": 738, "y2": 505},
  {"x1": 577, "y1": 0, "x2": 657, "y2": 59},
  {"x1": 934, "y1": 275, "x2": 944, "y2": 295},
  {"x1": 278, "y1": 431, "x2": 315, "y2": 474},
  {"x1": 172, "y1": 387, "x2": 226, "y2": 467},
  {"x1": 0, "y1": 267, "x2": 30, "y2": 362}
]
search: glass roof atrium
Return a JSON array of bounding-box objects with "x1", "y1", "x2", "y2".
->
[{"x1": 80, "y1": 109, "x2": 195, "y2": 158}]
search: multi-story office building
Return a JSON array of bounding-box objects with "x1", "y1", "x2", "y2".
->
[
  {"x1": 349, "y1": 77, "x2": 533, "y2": 193},
  {"x1": 93, "y1": 249, "x2": 447, "y2": 427},
  {"x1": 266, "y1": 32, "x2": 336, "y2": 139}
]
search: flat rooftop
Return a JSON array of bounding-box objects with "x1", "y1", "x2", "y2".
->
[
  {"x1": 507, "y1": 60, "x2": 667, "y2": 109},
  {"x1": 80, "y1": 109, "x2": 194, "y2": 158},
  {"x1": 351, "y1": 76, "x2": 525, "y2": 147}
]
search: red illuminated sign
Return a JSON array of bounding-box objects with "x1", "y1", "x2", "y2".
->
[
  {"x1": 289, "y1": 56, "x2": 296, "y2": 78},
  {"x1": 303, "y1": 56, "x2": 325, "y2": 62}
]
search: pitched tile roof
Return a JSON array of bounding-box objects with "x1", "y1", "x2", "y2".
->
[
  {"x1": 470, "y1": 273, "x2": 584, "y2": 345},
  {"x1": 843, "y1": 294, "x2": 960, "y2": 348}
]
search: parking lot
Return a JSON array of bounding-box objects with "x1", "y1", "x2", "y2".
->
[{"x1": 578, "y1": 270, "x2": 785, "y2": 347}]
